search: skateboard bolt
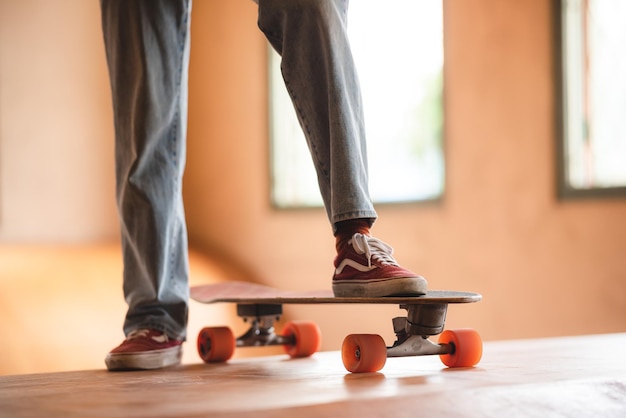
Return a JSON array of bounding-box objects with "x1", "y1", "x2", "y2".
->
[{"x1": 355, "y1": 347, "x2": 361, "y2": 359}]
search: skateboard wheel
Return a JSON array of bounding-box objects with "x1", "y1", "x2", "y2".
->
[
  {"x1": 438, "y1": 328, "x2": 483, "y2": 368},
  {"x1": 281, "y1": 321, "x2": 321, "y2": 358},
  {"x1": 341, "y1": 334, "x2": 387, "y2": 373},
  {"x1": 197, "y1": 326, "x2": 236, "y2": 363}
]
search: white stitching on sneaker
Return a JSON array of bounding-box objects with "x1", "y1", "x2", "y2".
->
[{"x1": 335, "y1": 258, "x2": 377, "y2": 274}]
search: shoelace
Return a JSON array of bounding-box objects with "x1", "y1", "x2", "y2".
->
[
  {"x1": 349, "y1": 233, "x2": 399, "y2": 268},
  {"x1": 127, "y1": 329, "x2": 169, "y2": 343}
]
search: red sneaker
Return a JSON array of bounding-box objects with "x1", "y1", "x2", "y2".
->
[
  {"x1": 333, "y1": 233, "x2": 428, "y2": 297},
  {"x1": 105, "y1": 329, "x2": 183, "y2": 371}
]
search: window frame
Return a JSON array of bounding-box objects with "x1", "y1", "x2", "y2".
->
[{"x1": 554, "y1": 0, "x2": 626, "y2": 199}]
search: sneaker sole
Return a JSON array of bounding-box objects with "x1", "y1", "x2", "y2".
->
[
  {"x1": 333, "y1": 276, "x2": 428, "y2": 298},
  {"x1": 105, "y1": 346, "x2": 183, "y2": 371}
]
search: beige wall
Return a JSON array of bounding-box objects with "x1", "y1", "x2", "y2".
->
[
  {"x1": 1, "y1": 0, "x2": 624, "y2": 360},
  {"x1": 0, "y1": 0, "x2": 118, "y2": 243}
]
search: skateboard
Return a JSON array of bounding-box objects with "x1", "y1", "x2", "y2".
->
[{"x1": 190, "y1": 280, "x2": 482, "y2": 373}]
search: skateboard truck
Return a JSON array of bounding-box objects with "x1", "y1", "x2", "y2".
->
[
  {"x1": 235, "y1": 304, "x2": 294, "y2": 348},
  {"x1": 387, "y1": 304, "x2": 452, "y2": 357},
  {"x1": 197, "y1": 302, "x2": 320, "y2": 363}
]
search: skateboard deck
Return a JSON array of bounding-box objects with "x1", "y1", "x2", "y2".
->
[
  {"x1": 191, "y1": 280, "x2": 481, "y2": 305},
  {"x1": 191, "y1": 280, "x2": 482, "y2": 373}
]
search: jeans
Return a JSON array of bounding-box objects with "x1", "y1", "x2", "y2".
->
[{"x1": 100, "y1": 0, "x2": 377, "y2": 340}]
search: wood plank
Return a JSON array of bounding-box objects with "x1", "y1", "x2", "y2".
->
[{"x1": 1, "y1": 333, "x2": 625, "y2": 417}]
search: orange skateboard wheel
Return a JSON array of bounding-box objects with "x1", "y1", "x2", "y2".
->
[
  {"x1": 341, "y1": 334, "x2": 387, "y2": 373},
  {"x1": 197, "y1": 326, "x2": 236, "y2": 363},
  {"x1": 281, "y1": 321, "x2": 322, "y2": 358},
  {"x1": 438, "y1": 328, "x2": 483, "y2": 368}
]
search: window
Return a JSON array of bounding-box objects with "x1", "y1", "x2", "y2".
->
[
  {"x1": 557, "y1": 0, "x2": 626, "y2": 197},
  {"x1": 269, "y1": 1, "x2": 445, "y2": 208}
]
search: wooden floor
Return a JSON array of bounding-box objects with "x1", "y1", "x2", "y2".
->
[{"x1": 1, "y1": 333, "x2": 625, "y2": 417}]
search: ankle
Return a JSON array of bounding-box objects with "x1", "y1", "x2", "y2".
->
[{"x1": 335, "y1": 219, "x2": 371, "y2": 251}]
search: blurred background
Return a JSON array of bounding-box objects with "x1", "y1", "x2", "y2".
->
[{"x1": 1, "y1": 0, "x2": 625, "y2": 375}]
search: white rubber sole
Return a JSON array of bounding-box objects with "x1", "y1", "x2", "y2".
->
[
  {"x1": 105, "y1": 346, "x2": 183, "y2": 371},
  {"x1": 332, "y1": 276, "x2": 428, "y2": 298}
]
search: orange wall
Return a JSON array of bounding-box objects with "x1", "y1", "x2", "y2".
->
[{"x1": 184, "y1": 0, "x2": 626, "y2": 349}]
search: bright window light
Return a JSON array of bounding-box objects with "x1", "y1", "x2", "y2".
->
[{"x1": 270, "y1": 1, "x2": 444, "y2": 207}]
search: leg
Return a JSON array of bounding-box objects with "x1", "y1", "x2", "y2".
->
[
  {"x1": 256, "y1": 0, "x2": 427, "y2": 297},
  {"x1": 100, "y1": 0, "x2": 192, "y2": 369},
  {"x1": 257, "y1": 0, "x2": 376, "y2": 227}
]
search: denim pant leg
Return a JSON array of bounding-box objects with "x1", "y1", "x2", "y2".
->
[
  {"x1": 100, "y1": 0, "x2": 191, "y2": 340},
  {"x1": 257, "y1": 0, "x2": 378, "y2": 230}
]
